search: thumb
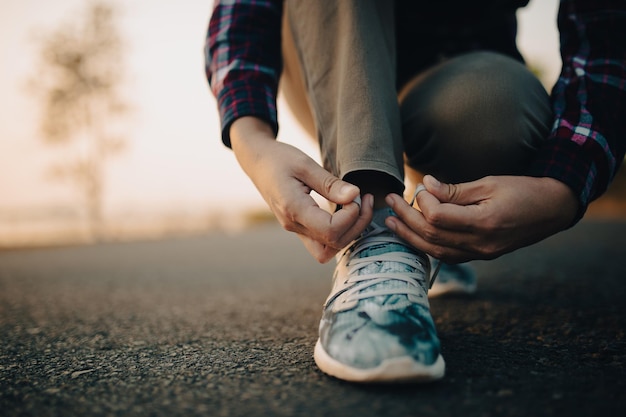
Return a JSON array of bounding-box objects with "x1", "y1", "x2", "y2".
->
[
  {"x1": 424, "y1": 175, "x2": 480, "y2": 205},
  {"x1": 302, "y1": 161, "x2": 360, "y2": 205}
]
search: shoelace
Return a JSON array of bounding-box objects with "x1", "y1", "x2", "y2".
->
[{"x1": 337, "y1": 223, "x2": 434, "y2": 304}]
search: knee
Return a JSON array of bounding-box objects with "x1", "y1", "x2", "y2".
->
[
  {"x1": 400, "y1": 52, "x2": 552, "y2": 182},
  {"x1": 405, "y1": 52, "x2": 548, "y2": 136}
]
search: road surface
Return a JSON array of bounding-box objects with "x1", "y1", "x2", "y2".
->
[{"x1": 1, "y1": 220, "x2": 625, "y2": 416}]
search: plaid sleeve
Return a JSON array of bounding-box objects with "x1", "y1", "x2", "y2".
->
[
  {"x1": 205, "y1": 0, "x2": 283, "y2": 147},
  {"x1": 527, "y1": 0, "x2": 626, "y2": 218}
]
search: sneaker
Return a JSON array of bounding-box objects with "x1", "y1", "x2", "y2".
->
[
  {"x1": 428, "y1": 262, "x2": 477, "y2": 298},
  {"x1": 314, "y1": 210, "x2": 445, "y2": 383}
]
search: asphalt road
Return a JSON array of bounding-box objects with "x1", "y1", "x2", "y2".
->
[{"x1": 1, "y1": 220, "x2": 625, "y2": 417}]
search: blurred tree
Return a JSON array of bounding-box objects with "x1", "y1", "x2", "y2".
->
[{"x1": 29, "y1": 1, "x2": 130, "y2": 241}]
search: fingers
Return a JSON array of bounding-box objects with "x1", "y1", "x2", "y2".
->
[
  {"x1": 390, "y1": 188, "x2": 478, "y2": 233},
  {"x1": 423, "y1": 175, "x2": 490, "y2": 206},
  {"x1": 295, "y1": 194, "x2": 374, "y2": 262},
  {"x1": 285, "y1": 158, "x2": 373, "y2": 257},
  {"x1": 327, "y1": 193, "x2": 374, "y2": 248},
  {"x1": 384, "y1": 210, "x2": 476, "y2": 263},
  {"x1": 296, "y1": 234, "x2": 339, "y2": 264},
  {"x1": 385, "y1": 192, "x2": 484, "y2": 263},
  {"x1": 412, "y1": 177, "x2": 489, "y2": 231},
  {"x1": 299, "y1": 159, "x2": 361, "y2": 206}
]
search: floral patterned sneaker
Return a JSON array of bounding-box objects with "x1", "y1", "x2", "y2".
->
[{"x1": 314, "y1": 210, "x2": 445, "y2": 383}]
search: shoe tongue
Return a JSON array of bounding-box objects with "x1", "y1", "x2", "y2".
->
[
  {"x1": 360, "y1": 208, "x2": 411, "y2": 258},
  {"x1": 356, "y1": 208, "x2": 418, "y2": 305}
]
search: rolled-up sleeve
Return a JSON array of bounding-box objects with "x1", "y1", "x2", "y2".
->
[{"x1": 205, "y1": 0, "x2": 284, "y2": 147}]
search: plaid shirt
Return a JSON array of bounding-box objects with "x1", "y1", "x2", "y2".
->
[{"x1": 205, "y1": 0, "x2": 626, "y2": 216}]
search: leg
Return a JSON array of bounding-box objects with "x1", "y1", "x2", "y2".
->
[
  {"x1": 284, "y1": 0, "x2": 404, "y2": 200},
  {"x1": 283, "y1": 0, "x2": 444, "y2": 383},
  {"x1": 399, "y1": 52, "x2": 552, "y2": 299},
  {"x1": 400, "y1": 51, "x2": 552, "y2": 184}
]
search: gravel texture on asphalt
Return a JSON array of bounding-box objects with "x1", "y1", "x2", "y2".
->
[{"x1": 1, "y1": 220, "x2": 625, "y2": 417}]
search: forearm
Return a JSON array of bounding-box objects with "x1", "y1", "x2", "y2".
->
[{"x1": 527, "y1": 177, "x2": 578, "y2": 230}]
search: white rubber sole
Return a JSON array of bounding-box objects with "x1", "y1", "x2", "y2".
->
[{"x1": 314, "y1": 339, "x2": 445, "y2": 383}]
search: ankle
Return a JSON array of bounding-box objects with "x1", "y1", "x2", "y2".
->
[
  {"x1": 372, "y1": 194, "x2": 392, "y2": 210},
  {"x1": 343, "y1": 170, "x2": 403, "y2": 209}
]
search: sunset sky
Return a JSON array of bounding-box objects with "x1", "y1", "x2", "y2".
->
[{"x1": 0, "y1": 0, "x2": 561, "y2": 222}]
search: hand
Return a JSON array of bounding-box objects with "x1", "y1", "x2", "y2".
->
[
  {"x1": 230, "y1": 117, "x2": 374, "y2": 263},
  {"x1": 384, "y1": 175, "x2": 579, "y2": 263}
]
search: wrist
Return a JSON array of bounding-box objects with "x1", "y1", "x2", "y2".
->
[
  {"x1": 230, "y1": 117, "x2": 275, "y2": 152},
  {"x1": 229, "y1": 117, "x2": 280, "y2": 180},
  {"x1": 536, "y1": 176, "x2": 579, "y2": 227}
]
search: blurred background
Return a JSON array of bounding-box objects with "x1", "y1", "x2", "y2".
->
[{"x1": 0, "y1": 0, "x2": 623, "y2": 249}]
